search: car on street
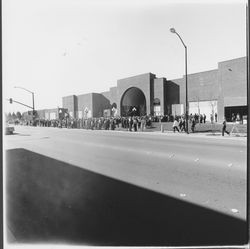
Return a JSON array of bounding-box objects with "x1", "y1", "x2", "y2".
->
[{"x1": 5, "y1": 124, "x2": 15, "y2": 135}]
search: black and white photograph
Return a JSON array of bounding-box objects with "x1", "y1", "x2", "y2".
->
[{"x1": 3, "y1": 0, "x2": 249, "y2": 248}]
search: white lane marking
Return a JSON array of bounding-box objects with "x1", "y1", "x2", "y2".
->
[
  {"x1": 180, "y1": 193, "x2": 186, "y2": 197},
  {"x1": 231, "y1": 208, "x2": 239, "y2": 213}
]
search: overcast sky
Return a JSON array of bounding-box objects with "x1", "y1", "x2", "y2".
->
[{"x1": 3, "y1": 0, "x2": 247, "y2": 114}]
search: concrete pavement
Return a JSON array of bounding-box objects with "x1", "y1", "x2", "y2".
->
[{"x1": 4, "y1": 126, "x2": 248, "y2": 246}]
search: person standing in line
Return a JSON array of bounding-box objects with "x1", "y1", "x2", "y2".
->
[
  {"x1": 133, "y1": 117, "x2": 138, "y2": 132},
  {"x1": 191, "y1": 118, "x2": 196, "y2": 133},
  {"x1": 173, "y1": 118, "x2": 180, "y2": 133},
  {"x1": 203, "y1": 114, "x2": 206, "y2": 123},
  {"x1": 137, "y1": 117, "x2": 141, "y2": 130},
  {"x1": 210, "y1": 114, "x2": 214, "y2": 124},
  {"x1": 222, "y1": 118, "x2": 230, "y2": 136},
  {"x1": 141, "y1": 116, "x2": 146, "y2": 131},
  {"x1": 128, "y1": 117, "x2": 133, "y2": 131}
]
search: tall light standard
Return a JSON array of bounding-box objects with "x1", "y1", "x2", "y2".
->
[
  {"x1": 14, "y1": 86, "x2": 35, "y2": 122},
  {"x1": 170, "y1": 28, "x2": 189, "y2": 134}
]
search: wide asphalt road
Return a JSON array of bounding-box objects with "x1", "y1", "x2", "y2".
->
[{"x1": 4, "y1": 126, "x2": 247, "y2": 246}]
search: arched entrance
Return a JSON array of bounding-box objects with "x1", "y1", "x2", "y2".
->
[{"x1": 120, "y1": 87, "x2": 146, "y2": 116}]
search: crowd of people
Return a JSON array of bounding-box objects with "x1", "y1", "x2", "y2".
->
[
  {"x1": 171, "y1": 114, "x2": 205, "y2": 133},
  {"x1": 15, "y1": 111, "x2": 231, "y2": 134},
  {"x1": 24, "y1": 116, "x2": 154, "y2": 132}
]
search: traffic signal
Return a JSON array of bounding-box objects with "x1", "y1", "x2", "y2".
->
[{"x1": 9, "y1": 98, "x2": 13, "y2": 104}]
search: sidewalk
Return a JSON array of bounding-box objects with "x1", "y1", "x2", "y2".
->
[
  {"x1": 144, "y1": 129, "x2": 247, "y2": 139},
  {"x1": 11, "y1": 124, "x2": 247, "y2": 140}
]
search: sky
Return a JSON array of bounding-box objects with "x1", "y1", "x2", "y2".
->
[{"x1": 2, "y1": 0, "x2": 247, "y2": 114}]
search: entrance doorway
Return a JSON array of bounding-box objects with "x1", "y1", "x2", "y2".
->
[
  {"x1": 224, "y1": 105, "x2": 248, "y2": 122},
  {"x1": 121, "y1": 87, "x2": 146, "y2": 117}
]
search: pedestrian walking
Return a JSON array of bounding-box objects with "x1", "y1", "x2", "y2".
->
[
  {"x1": 222, "y1": 119, "x2": 230, "y2": 136},
  {"x1": 179, "y1": 117, "x2": 185, "y2": 132},
  {"x1": 173, "y1": 119, "x2": 180, "y2": 133}
]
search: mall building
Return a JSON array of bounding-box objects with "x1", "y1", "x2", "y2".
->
[{"x1": 47, "y1": 57, "x2": 247, "y2": 123}]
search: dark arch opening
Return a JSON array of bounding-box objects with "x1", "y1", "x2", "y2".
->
[
  {"x1": 111, "y1": 103, "x2": 117, "y2": 109},
  {"x1": 120, "y1": 87, "x2": 146, "y2": 117}
]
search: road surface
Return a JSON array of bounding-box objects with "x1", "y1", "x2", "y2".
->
[{"x1": 4, "y1": 126, "x2": 247, "y2": 246}]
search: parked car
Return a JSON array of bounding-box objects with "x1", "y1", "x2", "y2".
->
[{"x1": 5, "y1": 124, "x2": 14, "y2": 135}]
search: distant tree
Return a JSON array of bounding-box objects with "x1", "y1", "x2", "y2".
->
[
  {"x1": 7, "y1": 112, "x2": 12, "y2": 121},
  {"x1": 12, "y1": 112, "x2": 17, "y2": 120},
  {"x1": 16, "y1": 111, "x2": 22, "y2": 120}
]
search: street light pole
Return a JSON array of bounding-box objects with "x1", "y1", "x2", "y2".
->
[
  {"x1": 170, "y1": 28, "x2": 189, "y2": 134},
  {"x1": 14, "y1": 86, "x2": 35, "y2": 111},
  {"x1": 14, "y1": 86, "x2": 35, "y2": 123}
]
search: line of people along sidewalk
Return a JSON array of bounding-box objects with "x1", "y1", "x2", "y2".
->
[
  {"x1": 27, "y1": 116, "x2": 154, "y2": 132},
  {"x1": 18, "y1": 113, "x2": 212, "y2": 133},
  {"x1": 16, "y1": 112, "x2": 244, "y2": 136}
]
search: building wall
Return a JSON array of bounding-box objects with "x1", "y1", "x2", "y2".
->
[
  {"x1": 36, "y1": 108, "x2": 59, "y2": 120},
  {"x1": 62, "y1": 95, "x2": 77, "y2": 118},
  {"x1": 60, "y1": 57, "x2": 247, "y2": 121},
  {"x1": 109, "y1": 87, "x2": 118, "y2": 106},
  {"x1": 77, "y1": 93, "x2": 93, "y2": 118},
  {"x1": 173, "y1": 70, "x2": 219, "y2": 104},
  {"x1": 101, "y1": 91, "x2": 111, "y2": 101},
  {"x1": 36, "y1": 110, "x2": 46, "y2": 119},
  {"x1": 187, "y1": 70, "x2": 219, "y2": 102},
  {"x1": 153, "y1": 78, "x2": 165, "y2": 115},
  {"x1": 92, "y1": 93, "x2": 111, "y2": 117},
  {"x1": 171, "y1": 69, "x2": 219, "y2": 118},
  {"x1": 218, "y1": 57, "x2": 247, "y2": 121},
  {"x1": 117, "y1": 73, "x2": 156, "y2": 115},
  {"x1": 165, "y1": 80, "x2": 180, "y2": 115}
]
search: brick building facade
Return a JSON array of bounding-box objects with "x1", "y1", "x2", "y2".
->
[{"x1": 61, "y1": 57, "x2": 247, "y2": 123}]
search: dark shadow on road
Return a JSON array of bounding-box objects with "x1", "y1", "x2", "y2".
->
[{"x1": 5, "y1": 149, "x2": 248, "y2": 246}]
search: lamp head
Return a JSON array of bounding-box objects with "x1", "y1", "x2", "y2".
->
[{"x1": 170, "y1": 28, "x2": 176, "y2": 33}]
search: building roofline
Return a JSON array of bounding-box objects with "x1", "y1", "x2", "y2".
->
[
  {"x1": 218, "y1": 56, "x2": 246, "y2": 64},
  {"x1": 117, "y1": 72, "x2": 156, "y2": 81},
  {"x1": 185, "y1": 68, "x2": 218, "y2": 77},
  {"x1": 62, "y1": 94, "x2": 77, "y2": 98},
  {"x1": 169, "y1": 57, "x2": 246, "y2": 81}
]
